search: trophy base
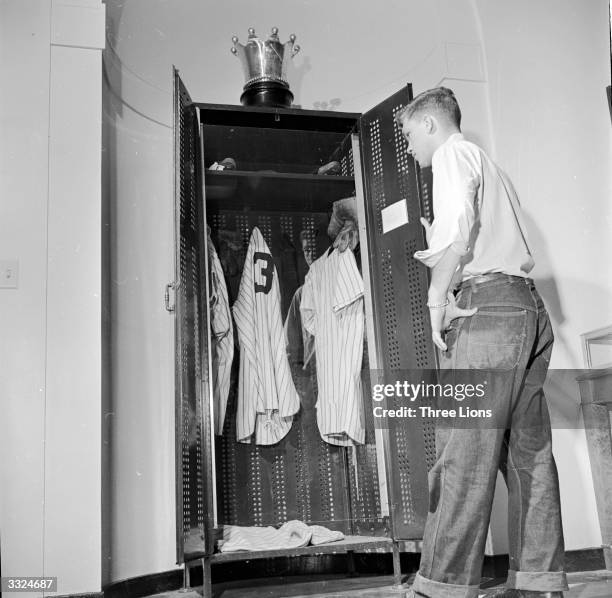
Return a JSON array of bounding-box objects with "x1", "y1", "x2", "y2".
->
[{"x1": 241, "y1": 81, "x2": 294, "y2": 108}]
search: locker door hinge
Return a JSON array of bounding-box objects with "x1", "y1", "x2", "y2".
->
[{"x1": 165, "y1": 282, "x2": 177, "y2": 312}]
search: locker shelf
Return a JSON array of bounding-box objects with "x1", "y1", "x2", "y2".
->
[
  {"x1": 209, "y1": 535, "x2": 394, "y2": 563},
  {"x1": 204, "y1": 170, "x2": 356, "y2": 212}
]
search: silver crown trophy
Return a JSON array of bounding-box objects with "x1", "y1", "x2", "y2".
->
[{"x1": 231, "y1": 27, "x2": 300, "y2": 107}]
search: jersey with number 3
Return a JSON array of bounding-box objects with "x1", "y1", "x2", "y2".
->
[{"x1": 232, "y1": 227, "x2": 300, "y2": 445}]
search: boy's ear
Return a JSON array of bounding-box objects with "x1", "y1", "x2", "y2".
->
[{"x1": 423, "y1": 114, "x2": 435, "y2": 134}]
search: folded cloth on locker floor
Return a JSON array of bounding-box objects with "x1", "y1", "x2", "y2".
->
[
  {"x1": 308, "y1": 523, "x2": 346, "y2": 545},
  {"x1": 218, "y1": 520, "x2": 344, "y2": 553}
]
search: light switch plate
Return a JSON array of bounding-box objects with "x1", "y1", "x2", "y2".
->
[{"x1": 0, "y1": 260, "x2": 19, "y2": 288}]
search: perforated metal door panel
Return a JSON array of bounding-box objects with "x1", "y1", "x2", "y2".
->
[
  {"x1": 173, "y1": 70, "x2": 216, "y2": 561},
  {"x1": 358, "y1": 86, "x2": 437, "y2": 540}
]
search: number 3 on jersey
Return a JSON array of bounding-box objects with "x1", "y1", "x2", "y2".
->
[{"x1": 253, "y1": 252, "x2": 274, "y2": 294}]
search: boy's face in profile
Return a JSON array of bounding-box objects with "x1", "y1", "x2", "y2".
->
[{"x1": 400, "y1": 114, "x2": 436, "y2": 167}]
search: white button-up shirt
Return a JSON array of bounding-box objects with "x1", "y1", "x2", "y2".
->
[{"x1": 414, "y1": 133, "x2": 534, "y2": 281}]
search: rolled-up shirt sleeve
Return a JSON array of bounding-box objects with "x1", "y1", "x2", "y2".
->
[{"x1": 414, "y1": 141, "x2": 480, "y2": 268}]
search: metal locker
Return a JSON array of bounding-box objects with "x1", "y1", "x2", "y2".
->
[{"x1": 171, "y1": 68, "x2": 437, "y2": 595}]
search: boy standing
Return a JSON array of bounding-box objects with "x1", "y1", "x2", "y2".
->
[{"x1": 397, "y1": 87, "x2": 567, "y2": 598}]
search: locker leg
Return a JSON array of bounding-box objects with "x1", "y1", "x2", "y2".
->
[
  {"x1": 201, "y1": 557, "x2": 213, "y2": 598},
  {"x1": 346, "y1": 550, "x2": 357, "y2": 577},
  {"x1": 391, "y1": 541, "x2": 402, "y2": 587},
  {"x1": 183, "y1": 561, "x2": 191, "y2": 590}
]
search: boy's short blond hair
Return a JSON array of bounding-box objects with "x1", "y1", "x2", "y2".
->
[{"x1": 395, "y1": 87, "x2": 462, "y2": 128}]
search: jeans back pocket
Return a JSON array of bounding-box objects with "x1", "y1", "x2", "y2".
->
[{"x1": 465, "y1": 308, "x2": 527, "y2": 370}]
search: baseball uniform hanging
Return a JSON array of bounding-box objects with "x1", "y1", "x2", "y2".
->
[
  {"x1": 232, "y1": 227, "x2": 300, "y2": 445},
  {"x1": 300, "y1": 247, "x2": 366, "y2": 446}
]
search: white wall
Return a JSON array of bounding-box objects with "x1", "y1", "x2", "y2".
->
[
  {"x1": 475, "y1": 0, "x2": 611, "y2": 552},
  {"x1": 476, "y1": 0, "x2": 612, "y2": 361},
  {"x1": 0, "y1": 3, "x2": 50, "y2": 587},
  {"x1": 0, "y1": 1, "x2": 105, "y2": 594}
]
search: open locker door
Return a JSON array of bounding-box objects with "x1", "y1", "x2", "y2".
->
[
  {"x1": 357, "y1": 85, "x2": 438, "y2": 541},
  {"x1": 172, "y1": 68, "x2": 216, "y2": 563}
]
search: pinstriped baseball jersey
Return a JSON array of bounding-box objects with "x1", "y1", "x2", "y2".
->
[
  {"x1": 208, "y1": 238, "x2": 234, "y2": 435},
  {"x1": 300, "y1": 248, "x2": 366, "y2": 446},
  {"x1": 232, "y1": 227, "x2": 300, "y2": 445}
]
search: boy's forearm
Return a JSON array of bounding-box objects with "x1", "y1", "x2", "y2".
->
[{"x1": 427, "y1": 247, "x2": 463, "y2": 303}]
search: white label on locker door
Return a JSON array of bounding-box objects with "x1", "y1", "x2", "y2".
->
[{"x1": 381, "y1": 199, "x2": 409, "y2": 234}]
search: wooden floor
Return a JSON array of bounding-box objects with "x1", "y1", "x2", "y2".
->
[{"x1": 149, "y1": 570, "x2": 612, "y2": 598}]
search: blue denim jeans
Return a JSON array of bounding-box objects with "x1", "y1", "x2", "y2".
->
[{"x1": 412, "y1": 274, "x2": 568, "y2": 598}]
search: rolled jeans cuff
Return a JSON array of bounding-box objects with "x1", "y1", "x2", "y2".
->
[
  {"x1": 507, "y1": 569, "x2": 569, "y2": 592},
  {"x1": 412, "y1": 572, "x2": 480, "y2": 598}
]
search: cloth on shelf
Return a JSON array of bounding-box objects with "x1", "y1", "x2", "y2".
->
[
  {"x1": 300, "y1": 247, "x2": 366, "y2": 446},
  {"x1": 232, "y1": 227, "x2": 300, "y2": 445},
  {"x1": 218, "y1": 520, "x2": 345, "y2": 553},
  {"x1": 316, "y1": 160, "x2": 341, "y2": 175},
  {"x1": 208, "y1": 157, "x2": 237, "y2": 170},
  {"x1": 208, "y1": 232, "x2": 234, "y2": 435}
]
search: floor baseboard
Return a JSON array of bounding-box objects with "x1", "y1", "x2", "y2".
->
[{"x1": 98, "y1": 547, "x2": 608, "y2": 598}]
